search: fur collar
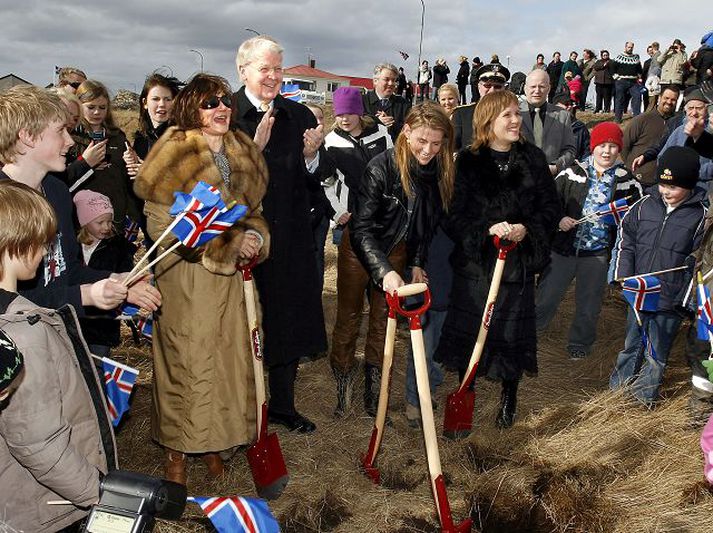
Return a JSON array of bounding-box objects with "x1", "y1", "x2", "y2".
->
[{"x1": 134, "y1": 127, "x2": 267, "y2": 210}]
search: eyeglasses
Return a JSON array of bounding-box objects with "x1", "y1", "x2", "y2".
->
[
  {"x1": 479, "y1": 82, "x2": 504, "y2": 90},
  {"x1": 200, "y1": 95, "x2": 232, "y2": 109},
  {"x1": 250, "y1": 65, "x2": 284, "y2": 76},
  {"x1": 67, "y1": 82, "x2": 82, "y2": 89}
]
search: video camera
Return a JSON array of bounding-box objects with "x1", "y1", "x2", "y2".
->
[{"x1": 82, "y1": 470, "x2": 186, "y2": 533}]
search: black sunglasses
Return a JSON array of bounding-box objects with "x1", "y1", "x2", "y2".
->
[
  {"x1": 68, "y1": 81, "x2": 82, "y2": 89},
  {"x1": 200, "y1": 95, "x2": 232, "y2": 109}
]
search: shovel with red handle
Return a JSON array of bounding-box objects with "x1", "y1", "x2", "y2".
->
[
  {"x1": 361, "y1": 282, "x2": 429, "y2": 484},
  {"x1": 389, "y1": 283, "x2": 472, "y2": 533},
  {"x1": 238, "y1": 258, "x2": 289, "y2": 500},
  {"x1": 443, "y1": 236, "x2": 517, "y2": 440}
]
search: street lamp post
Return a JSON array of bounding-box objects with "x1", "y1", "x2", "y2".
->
[
  {"x1": 416, "y1": 0, "x2": 425, "y2": 82},
  {"x1": 189, "y1": 49, "x2": 204, "y2": 72}
]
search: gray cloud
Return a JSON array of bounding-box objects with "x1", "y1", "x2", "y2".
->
[{"x1": 1, "y1": 0, "x2": 709, "y2": 94}]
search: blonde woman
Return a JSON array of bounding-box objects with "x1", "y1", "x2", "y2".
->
[
  {"x1": 437, "y1": 83, "x2": 460, "y2": 119},
  {"x1": 338, "y1": 102, "x2": 454, "y2": 418},
  {"x1": 435, "y1": 91, "x2": 560, "y2": 429}
]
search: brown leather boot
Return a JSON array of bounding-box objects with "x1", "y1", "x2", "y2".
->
[
  {"x1": 202, "y1": 452, "x2": 224, "y2": 478},
  {"x1": 165, "y1": 449, "x2": 187, "y2": 485}
]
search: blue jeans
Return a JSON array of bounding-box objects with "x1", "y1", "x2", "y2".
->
[
  {"x1": 405, "y1": 309, "x2": 446, "y2": 407},
  {"x1": 609, "y1": 308, "x2": 682, "y2": 404},
  {"x1": 614, "y1": 79, "x2": 635, "y2": 122}
]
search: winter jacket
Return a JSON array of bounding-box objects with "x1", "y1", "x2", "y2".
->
[
  {"x1": 552, "y1": 159, "x2": 642, "y2": 256},
  {"x1": 611, "y1": 52, "x2": 642, "y2": 79},
  {"x1": 547, "y1": 60, "x2": 564, "y2": 87},
  {"x1": 349, "y1": 149, "x2": 444, "y2": 285},
  {"x1": 80, "y1": 235, "x2": 136, "y2": 347},
  {"x1": 519, "y1": 101, "x2": 577, "y2": 173},
  {"x1": 610, "y1": 186, "x2": 707, "y2": 311},
  {"x1": 133, "y1": 121, "x2": 170, "y2": 160},
  {"x1": 432, "y1": 63, "x2": 450, "y2": 88},
  {"x1": 361, "y1": 90, "x2": 412, "y2": 142},
  {"x1": 659, "y1": 48, "x2": 689, "y2": 85},
  {"x1": 622, "y1": 109, "x2": 672, "y2": 184},
  {"x1": 572, "y1": 119, "x2": 591, "y2": 161},
  {"x1": 0, "y1": 291, "x2": 116, "y2": 532},
  {"x1": 691, "y1": 46, "x2": 713, "y2": 83},
  {"x1": 659, "y1": 123, "x2": 713, "y2": 188},
  {"x1": 559, "y1": 60, "x2": 582, "y2": 85},
  {"x1": 418, "y1": 66, "x2": 432, "y2": 85},
  {"x1": 456, "y1": 61, "x2": 470, "y2": 87},
  {"x1": 69, "y1": 125, "x2": 142, "y2": 232},
  {"x1": 593, "y1": 59, "x2": 615, "y2": 85},
  {"x1": 322, "y1": 123, "x2": 393, "y2": 222},
  {"x1": 581, "y1": 58, "x2": 597, "y2": 81},
  {"x1": 0, "y1": 172, "x2": 110, "y2": 315}
]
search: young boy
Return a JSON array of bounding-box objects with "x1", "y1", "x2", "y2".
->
[
  {"x1": 610, "y1": 146, "x2": 707, "y2": 405},
  {"x1": 536, "y1": 122, "x2": 642, "y2": 359},
  {"x1": 0, "y1": 180, "x2": 117, "y2": 531},
  {"x1": 0, "y1": 85, "x2": 160, "y2": 315}
]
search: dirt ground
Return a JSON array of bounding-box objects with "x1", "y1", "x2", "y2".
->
[{"x1": 110, "y1": 109, "x2": 713, "y2": 532}]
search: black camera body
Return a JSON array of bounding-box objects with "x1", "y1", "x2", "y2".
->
[{"x1": 82, "y1": 471, "x2": 186, "y2": 533}]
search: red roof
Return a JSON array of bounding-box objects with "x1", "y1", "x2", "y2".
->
[
  {"x1": 345, "y1": 76, "x2": 374, "y2": 90},
  {"x1": 284, "y1": 65, "x2": 347, "y2": 80}
]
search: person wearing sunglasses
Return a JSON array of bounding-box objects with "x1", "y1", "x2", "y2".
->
[
  {"x1": 56, "y1": 66, "x2": 87, "y2": 94},
  {"x1": 231, "y1": 35, "x2": 327, "y2": 434},
  {"x1": 134, "y1": 73, "x2": 270, "y2": 485},
  {"x1": 452, "y1": 62, "x2": 510, "y2": 151}
]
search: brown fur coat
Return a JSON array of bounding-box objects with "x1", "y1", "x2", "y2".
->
[{"x1": 134, "y1": 127, "x2": 270, "y2": 274}]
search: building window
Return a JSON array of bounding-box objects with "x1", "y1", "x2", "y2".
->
[{"x1": 327, "y1": 82, "x2": 340, "y2": 92}]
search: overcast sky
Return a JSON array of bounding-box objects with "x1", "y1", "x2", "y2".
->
[{"x1": 1, "y1": 0, "x2": 710, "y2": 93}]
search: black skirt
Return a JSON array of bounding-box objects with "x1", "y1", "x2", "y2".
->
[{"x1": 435, "y1": 270, "x2": 538, "y2": 381}]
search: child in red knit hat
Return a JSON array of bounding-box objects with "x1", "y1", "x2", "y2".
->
[{"x1": 536, "y1": 122, "x2": 643, "y2": 359}]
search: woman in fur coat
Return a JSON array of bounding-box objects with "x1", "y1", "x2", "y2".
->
[
  {"x1": 435, "y1": 91, "x2": 560, "y2": 429},
  {"x1": 134, "y1": 74, "x2": 270, "y2": 485}
]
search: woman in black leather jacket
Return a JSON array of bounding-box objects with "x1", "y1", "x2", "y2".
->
[{"x1": 329, "y1": 102, "x2": 454, "y2": 419}]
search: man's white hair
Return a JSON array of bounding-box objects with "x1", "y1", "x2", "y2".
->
[{"x1": 236, "y1": 35, "x2": 284, "y2": 68}]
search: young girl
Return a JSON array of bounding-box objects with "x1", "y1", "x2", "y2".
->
[
  {"x1": 332, "y1": 101, "x2": 453, "y2": 419},
  {"x1": 73, "y1": 190, "x2": 136, "y2": 359},
  {"x1": 70, "y1": 80, "x2": 140, "y2": 238}
]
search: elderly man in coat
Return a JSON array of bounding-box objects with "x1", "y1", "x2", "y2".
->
[
  {"x1": 519, "y1": 69, "x2": 576, "y2": 176},
  {"x1": 231, "y1": 35, "x2": 327, "y2": 434}
]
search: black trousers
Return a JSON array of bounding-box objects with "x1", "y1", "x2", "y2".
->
[
  {"x1": 268, "y1": 359, "x2": 299, "y2": 415},
  {"x1": 595, "y1": 83, "x2": 613, "y2": 112}
]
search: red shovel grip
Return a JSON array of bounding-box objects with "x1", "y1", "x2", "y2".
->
[
  {"x1": 237, "y1": 256, "x2": 259, "y2": 281},
  {"x1": 493, "y1": 235, "x2": 517, "y2": 259}
]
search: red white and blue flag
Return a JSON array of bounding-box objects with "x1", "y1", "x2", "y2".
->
[
  {"x1": 398, "y1": 50, "x2": 410, "y2": 61},
  {"x1": 169, "y1": 181, "x2": 222, "y2": 217},
  {"x1": 187, "y1": 496, "x2": 280, "y2": 533},
  {"x1": 171, "y1": 202, "x2": 247, "y2": 248},
  {"x1": 622, "y1": 275, "x2": 661, "y2": 312},
  {"x1": 135, "y1": 315, "x2": 153, "y2": 340},
  {"x1": 102, "y1": 358, "x2": 139, "y2": 427},
  {"x1": 698, "y1": 279, "x2": 713, "y2": 342},
  {"x1": 595, "y1": 198, "x2": 629, "y2": 226},
  {"x1": 124, "y1": 216, "x2": 140, "y2": 243},
  {"x1": 280, "y1": 83, "x2": 301, "y2": 102}
]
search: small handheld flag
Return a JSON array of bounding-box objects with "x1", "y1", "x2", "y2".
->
[
  {"x1": 697, "y1": 273, "x2": 713, "y2": 342},
  {"x1": 124, "y1": 216, "x2": 140, "y2": 243},
  {"x1": 596, "y1": 198, "x2": 629, "y2": 226},
  {"x1": 398, "y1": 50, "x2": 410, "y2": 61},
  {"x1": 135, "y1": 315, "x2": 153, "y2": 341},
  {"x1": 171, "y1": 202, "x2": 248, "y2": 249},
  {"x1": 280, "y1": 83, "x2": 301, "y2": 102},
  {"x1": 188, "y1": 496, "x2": 280, "y2": 533},
  {"x1": 622, "y1": 275, "x2": 661, "y2": 312},
  {"x1": 169, "y1": 182, "x2": 222, "y2": 216},
  {"x1": 102, "y1": 358, "x2": 139, "y2": 427}
]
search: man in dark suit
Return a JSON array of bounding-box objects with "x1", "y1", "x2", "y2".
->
[
  {"x1": 452, "y1": 63, "x2": 510, "y2": 150},
  {"x1": 362, "y1": 62, "x2": 412, "y2": 142},
  {"x1": 231, "y1": 35, "x2": 327, "y2": 433},
  {"x1": 519, "y1": 69, "x2": 576, "y2": 175}
]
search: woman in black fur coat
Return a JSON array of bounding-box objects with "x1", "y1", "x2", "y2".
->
[{"x1": 435, "y1": 91, "x2": 560, "y2": 428}]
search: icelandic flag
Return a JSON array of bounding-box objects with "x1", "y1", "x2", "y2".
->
[
  {"x1": 116, "y1": 302, "x2": 140, "y2": 319},
  {"x1": 124, "y1": 216, "x2": 140, "y2": 243},
  {"x1": 622, "y1": 275, "x2": 661, "y2": 312},
  {"x1": 169, "y1": 181, "x2": 222, "y2": 217},
  {"x1": 171, "y1": 202, "x2": 248, "y2": 248},
  {"x1": 102, "y1": 358, "x2": 139, "y2": 427},
  {"x1": 280, "y1": 83, "x2": 301, "y2": 102},
  {"x1": 595, "y1": 198, "x2": 629, "y2": 226},
  {"x1": 398, "y1": 50, "x2": 410, "y2": 61},
  {"x1": 698, "y1": 279, "x2": 713, "y2": 342},
  {"x1": 136, "y1": 315, "x2": 153, "y2": 340},
  {"x1": 188, "y1": 496, "x2": 280, "y2": 533}
]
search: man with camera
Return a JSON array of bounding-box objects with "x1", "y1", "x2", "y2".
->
[{"x1": 659, "y1": 39, "x2": 689, "y2": 95}]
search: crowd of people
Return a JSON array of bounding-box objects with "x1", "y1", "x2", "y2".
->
[{"x1": 0, "y1": 30, "x2": 713, "y2": 531}]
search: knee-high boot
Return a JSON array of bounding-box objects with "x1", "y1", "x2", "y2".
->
[{"x1": 495, "y1": 379, "x2": 519, "y2": 429}]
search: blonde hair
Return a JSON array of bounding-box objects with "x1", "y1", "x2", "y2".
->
[
  {"x1": 0, "y1": 86, "x2": 69, "y2": 164},
  {"x1": 395, "y1": 102, "x2": 455, "y2": 211},
  {"x1": 0, "y1": 181, "x2": 57, "y2": 279},
  {"x1": 77, "y1": 225, "x2": 115, "y2": 245},
  {"x1": 437, "y1": 83, "x2": 459, "y2": 101},
  {"x1": 57, "y1": 67, "x2": 87, "y2": 85},
  {"x1": 75, "y1": 80, "x2": 117, "y2": 130},
  {"x1": 470, "y1": 91, "x2": 521, "y2": 152},
  {"x1": 332, "y1": 115, "x2": 375, "y2": 133}
]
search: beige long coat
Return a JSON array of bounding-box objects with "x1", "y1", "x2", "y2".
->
[{"x1": 134, "y1": 127, "x2": 269, "y2": 453}]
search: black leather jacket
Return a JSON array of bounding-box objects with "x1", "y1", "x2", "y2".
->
[{"x1": 349, "y1": 149, "x2": 443, "y2": 285}]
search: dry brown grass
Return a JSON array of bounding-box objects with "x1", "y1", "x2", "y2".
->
[{"x1": 109, "y1": 108, "x2": 713, "y2": 532}]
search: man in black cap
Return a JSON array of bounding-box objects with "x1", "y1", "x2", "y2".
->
[{"x1": 452, "y1": 62, "x2": 510, "y2": 150}]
